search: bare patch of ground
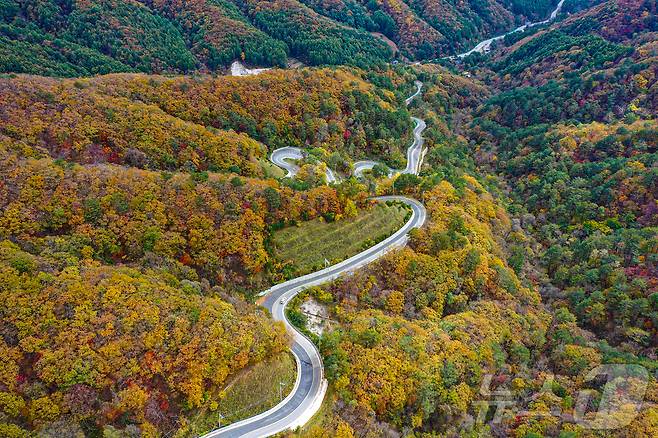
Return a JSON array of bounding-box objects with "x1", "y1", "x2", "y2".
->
[
  {"x1": 300, "y1": 297, "x2": 333, "y2": 336},
  {"x1": 371, "y1": 32, "x2": 399, "y2": 55}
]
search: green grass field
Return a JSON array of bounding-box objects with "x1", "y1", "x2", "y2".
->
[
  {"x1": 259, "y1": 158, "x2": 286, "y2": 179},
  {"x1": 272, "y1": 203, "x2": 409, "y2": 275},
  {"x1": 188, "y1": 352, "x2": 296, "y2": 435}
]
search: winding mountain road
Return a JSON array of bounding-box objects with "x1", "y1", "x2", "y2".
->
[
  {"x1": 202, "y1": 82, "x2": 427, "y2": 438},
  {"x1": 352, "y1": 159, "x2": 383, "y2": 178},
  {"x1": 457, "y1": 0, "x2": 565, "y2": 58},
  {"x1": 203, "y1": 196, "x2": 426, "y2": 438},
  {"x1": 273, "y1": 80, "x2": 425, "y2": 181},
  {"x1": 354, "y1": 88, "x2": 425, "y2": 177},
  {"x1": 270, "y1": 147, "x2": 304, "y2": 178},
  {"x1": 404, "y1": 80, "x2": 423, "y2": 105},
  {"x1": 269, "y1": 147, "x2": 338, "y2": 183},
  {"x1": 404, "y1": 116, "x2": 426, "y2": 175}
]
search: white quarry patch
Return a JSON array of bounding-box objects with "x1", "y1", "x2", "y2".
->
[
  {"x1": 300, "y1": 297, "x2": 332, "y2": 336},
  {"x1": 230, "y1": 60, "x2": 270, "y2": 77}
]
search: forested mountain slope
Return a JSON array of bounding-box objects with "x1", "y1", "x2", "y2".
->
[
  {"x1": 0, "y1": 239, "x2": 288, "y2": 436},
  {"x1": 0, "y1": 0, "x2": 558, "y2": 75},
  {"x1": 286, "y1": 2, "x2": 658, "y2": 436},
  {"x1": 467, "y1": 0, "x2": 657, "y2": 355},
  {"x1": 0, "y1": 0, "x2": 657, "y2": 437},
  {"x1": 288, "y1": 60, "x2": 658, "y2": 437},
  {"x1": 0, "y1": 142, "x2": 299, "y2": 436},
  {"x1": 0, "y1": 66, "x2": 413, "y2": 436},
  {"x1": 0, "y1": 69, "x2": 411, "y2": 173},
  {"x1": 489, "y1": 0, "x2": 656, "y2": 86}
]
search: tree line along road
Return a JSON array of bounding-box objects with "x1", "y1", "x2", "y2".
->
[{"x1": 202, "y1": 82, "x2": 427, "y2": 438}]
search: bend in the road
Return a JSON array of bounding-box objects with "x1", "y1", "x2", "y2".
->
[
  {"x1": 270, "y1": 147, "x2": 303, "y2": 178},
  {"x1": 203, "y1": 83, "x2": 427, "y2": 438},
  {"x1": 271, "y1": 81, "x2": 425, "y2": 182},
  {"x1": 405, "y1": 81, "x2": 423, "y2": 106},
  {"x1": 403, "y1": 116, "x2": 426, "y2": 175},
  {"x1": 202, "y1": 197, "x2": 426, "y2": 438},
  {"x1": 269, "y1": 147, "x2": 338, "y2": 183},
  {"x1": 456, "y1": 0, "x2": 565, "y2": 58}
]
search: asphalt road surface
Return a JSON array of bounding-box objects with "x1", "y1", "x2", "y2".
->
[
  {"x1": 202, "y1": 82, "x2": 427, "y2": 438},
  {"x1": 456, "y1": 0, "x2": 565, "y2": 58},
  {"x1": 270, "y1": 147, "x2": 303, "y2": 178},
  {"x1": 403, "y1": 116, "x2": 426, "y2": 175},
  {"x1": 405, "y1": 80, "x2": 423, "y2": 105},
  {"x1": 352, "y1": 159, "x2": 382, "y2": 178},
  {"x1": 201, "y1": 197, "x2": 426, "y2": 438},
  {"x1": 271, "y1": 81, "x2": 425, "y2": 181},
  {"x1": 270, "y1": 147, "x2": 338, "y2": 183}
]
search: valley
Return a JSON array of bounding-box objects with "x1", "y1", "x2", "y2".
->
[{"x1": 0, "y1": 0, "x2": 656, "y2": 437}]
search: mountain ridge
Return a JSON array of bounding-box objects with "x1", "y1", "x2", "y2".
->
[{"x1": 1, "y1": 0, "x2": 559, "y2": 76}]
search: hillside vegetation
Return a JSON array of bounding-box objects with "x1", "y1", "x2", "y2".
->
[
  {"x1": 0, "y1": 69, "x2": 412, "y2": 174},
  {"x1": 272, "y1": 202, "x2": 409, "y2": 276},
  {"x1": 0, "y1": 0, "x2": 656, "y2": 436},
  {"x1": 286, "y1": 3, "x2": 658, "y2": 435},
  {"x1": 0, "y1": 240, "x2": 289, "y2": 436},
  {"x1": 0, "y1": 113, "x2": 376, "y2": 435},
  {"x1": 470, "y1": 0, "x2": 657, "y2": 353},
  {"x1": 0, "y1": 65, "x2": 421, "y2": 436},
  {"x1": 0, "y1": 0, "x2": 559, "y2": 75}
]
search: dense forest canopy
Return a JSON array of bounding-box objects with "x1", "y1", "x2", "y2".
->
[
  {"x1": 0, "y1": 0, "x2": 560, "y2": 75},
  {"x1": 0, "y1": 0, "x2": 657, "y2": 437},
  {"x1": 0, "y1": 66, "x2": 415, "y2": 435}
]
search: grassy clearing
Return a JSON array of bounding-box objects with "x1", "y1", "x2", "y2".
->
[
  {"x1": 259, "y1": 158, "x2": 285, "y2": 178},
  {"x1": 188, "y1": 352, "x2": 296, "y2": 435},
  {"x1": 218, "y1": 351, "x2": 296, "y2": 423},
  {"x1": 272, "y1": 203, "x2": 409, "y2": 275}
]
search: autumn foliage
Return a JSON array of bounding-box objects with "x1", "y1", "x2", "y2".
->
[{"x1": 0, "y1": 68, "x2": 411, "y2": 173}]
